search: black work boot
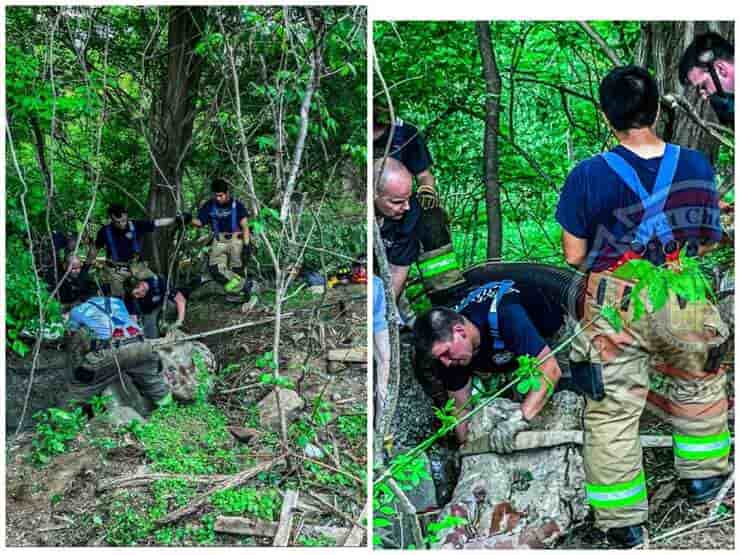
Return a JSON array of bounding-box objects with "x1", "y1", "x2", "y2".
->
[
  {"x1": 606, "y1": 524, "x2": 645, "y2": 548},
  {"x1": 683, "y1": 475, "x2": 728, "y2": 505}
]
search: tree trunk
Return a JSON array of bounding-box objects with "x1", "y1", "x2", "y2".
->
[
  {"x1": 145, "y1": 7, "x2": 206, "y2": 272},
  {"x1": 476, "y1": 22, "x2": 503, "y2": 259},
  {"x1": 636, "y1": 21, "x2": 733, "y2": 162}
]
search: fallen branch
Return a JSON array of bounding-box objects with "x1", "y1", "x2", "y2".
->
[
  {"x1": 155, "y1": 454, "x2": 287, "y2": 526},
  {"x1": 294, "y1": 454, "x2": 366, "y2": 487},
  {"x1": 305, "y1": 490, "x2": 356, "y2": 525},
  {"x1": 98, "y1": 473, "x2": 232, "y2": 492},
  {"x1": 214, "y1": 516, "x2": 350, "y2": 542},
  {"x1": 273, "y1": 489, "x2": 299, "y2": 546},
  {"x1": 150, "y1": 315, "x2": 295, "y2": 347},
  {"x1": 709, "y1": 470, "x2": 735, "y2": 514},
  {"x1": 342, "y1": 502, "x2": 368, "y2": 546},
  {"x1": 634, "y1": 514, "x2": 733, "y2": 548},
  {"x1": 387, "y1": 478, "x2": 424, "y2": 549}
]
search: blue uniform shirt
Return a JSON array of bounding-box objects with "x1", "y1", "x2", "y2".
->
[
  {"x1": 197, "y1": 198, "x2": 249, "y2": 234},
  {"x1": 69, "y1": 297, "x2": 141, "y2": 340},
  {"x1": 95, "y1": 220, "x2": 155, "y2": 263},
  {"x1": 373, "y1": 120, "x2": 433, "y2": 176},
  {"x1": 556, "y1": 145, "x2": 722, "y2": 272},
  {"x1": 436, "y1": 288, "x2": 554, "y2": 392},
  {"x1": 380, "y1": 195, "x2": 423, "y2": 266}
]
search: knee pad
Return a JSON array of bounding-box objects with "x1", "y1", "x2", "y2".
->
[
  {"x1": 569, "y1": 361, "x2": 605, "y2": 401},
  {"x1": 208, "y1": 264, "x2": 229, "y2": 285}
]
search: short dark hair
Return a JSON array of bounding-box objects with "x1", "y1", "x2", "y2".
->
[
  {"x1": 108, "y1": 203, "x2": 127, "y2": 218},
  {"x1": 679, "y1": 32, "x2": 734, "y2": 86},
  {"x1": 599, "y1": 66, "x2": 659, "y2": 131},
  {"x1": 413, "y1": 307, "x2": 465, "y2": 362},
  {"x1": 211, "y1": 178, "x2": 230, "y2": 194}
]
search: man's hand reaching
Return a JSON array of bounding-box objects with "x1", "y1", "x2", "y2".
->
[{"x1": 489, "y1": 408, "x2": 529, "y2": 454}]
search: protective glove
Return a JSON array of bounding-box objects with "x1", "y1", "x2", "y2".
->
[
  {"x1": 242, "y1": 238, "x2": 253, "y2": 259},
  {"x1": 176, "y1": 212, "x2": 192, "y2": 226},
  {"x1": 489, "y1": 408, "x2": 529, "y2": 454},
  {"x1": 417, "y1": 183, "x2": 440, "y2": 210}
]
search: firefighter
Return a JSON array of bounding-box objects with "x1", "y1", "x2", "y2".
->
[
  {"x1": 556, "y1": 66, "x2": 729, "y2": 547},
  {"x1": 88, "y1": 203, "x2": 185, "y2": 298},
  {"x1": 191, "y1": 178, "x2": 253, "y2": 300}
]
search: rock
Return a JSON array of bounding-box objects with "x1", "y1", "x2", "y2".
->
[
  {"x1": 303, "y1": 442, "x2": 324, "y2": 459},
  {"x1": 228, "y1": 426, "x2": 260, "y2": 444},
  {"x1": 87, "y1": 406, "x2": 145, "y2": 436},
  {"x1": 154, "y1": 336, "x2": 217, "y2": 402},
  {"x1": 258, "y1": 389, "x2": 305, "y2": 431},
  {"x1": 431, "y1": 392, "x2": 588, "y2": 549}
]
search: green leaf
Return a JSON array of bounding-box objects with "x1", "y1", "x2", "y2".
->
[
  {"x1": 373, "y1": 517, "x2": 392, "y2": 528},
  {"x1": 516, "y1": 380, "x2": 531, "y2": 395},
  {"x1": 647, "y1": 274, "x2": 669, "y2": 312},
  {"x1": 600, "y1": 304, "x2": 623, "y2": 332}
]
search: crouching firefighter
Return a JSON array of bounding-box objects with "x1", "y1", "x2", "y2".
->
[
  {"x1": 556, "y1": 66, "x2": 730, "y2": 547},
  {"x1": 88, "y1": 203, "x2": 187, "y2": 298},
  {"x1": 62, "y1": 296, "x2": 171, "y2": 412},
  {"x1": 192, "y1": 178, "x2": 253, "y2": 300},
  {"x1": 413, "y1": 279, "x2": 563, "y2": 447}
]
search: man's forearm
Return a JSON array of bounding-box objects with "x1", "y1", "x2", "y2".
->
[
  {"x1": 521, "y1": 347, "x2": 561, "y2": 421},
  {"x1": 174, "y1": 293, "x2": 186, "y2": 323},
  {"x1": 388, "y1": 264, "x2": 410, "y2": 301},
  {"x1": 416, "y1": 170, "x2": 435, "y2": 191}
]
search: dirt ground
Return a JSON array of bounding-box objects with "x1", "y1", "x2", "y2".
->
[{"x1": 5, "y1": 282, "x2": 368, "y2": 547}]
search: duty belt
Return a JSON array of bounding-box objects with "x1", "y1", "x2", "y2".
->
[
  {"x1": 216, "y1": 232, "x2": 244, "y2": 241},
  {"x1": 91, "y1": 334, "x2": 144, "y2": 352}
]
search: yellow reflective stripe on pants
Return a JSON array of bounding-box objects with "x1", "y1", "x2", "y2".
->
[
  {"x1": 585, "y1": 471, "x2": 648, "y2": 509},
  {"x1": 674, "y1": 430, "x2": 731, "y2": 460}
]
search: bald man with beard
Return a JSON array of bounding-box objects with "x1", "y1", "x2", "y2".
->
[{"x1": 374, "y1": 157, "x2": 427, "y2": 300}]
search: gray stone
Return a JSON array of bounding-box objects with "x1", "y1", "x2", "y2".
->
[
  {"x1": 154, "y1": 335, "x2": 217, "y2": 402},
  {"x1": 258, "y1": 389, "x2": 305, "y2": 431},
  {"x1": 87, "y1": 406, "x2": 145, "y2": 436},
  {"x1": 431, "y1": 392, "x2": 588, "y2": 549}
]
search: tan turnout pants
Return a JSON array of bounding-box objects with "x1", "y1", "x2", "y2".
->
[
  {"x1": 570, "y1": 271, "x2": 730, "y2": 530},
  {"x1": 208, "y1": 234, "x2": 246, "y2": 291}
]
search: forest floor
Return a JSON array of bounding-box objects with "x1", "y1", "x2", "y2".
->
[{"x1": 5, "y1": 281, "x2": 368, "y2": 547}]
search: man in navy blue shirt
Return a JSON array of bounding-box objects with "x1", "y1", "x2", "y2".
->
[
  {"x1": 556, "y1": 66, "x2": 728, "y2": 547},
  {"x1": 373, "y1": 97, "x2": 438, "y2": 209},
  {"x1": 89, "y1": 203, "x2": 184, "y2": 298},
  {"x1": 414, "y1": 281, "x2": 562, "y2": 448},
  {"x1": 374, "y1": 157, "x2": 425, "y2": 301},
  {"x1": 192, "y1": 178, "x2": 252, "y2": 299}
]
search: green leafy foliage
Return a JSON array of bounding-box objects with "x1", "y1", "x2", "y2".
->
[
  {"x1": 612, "y1": 248, "x2": 715, "y2": 322},
  {"x1": 210, "y1": 487, "x2": 281, "y2": 520},
  {"x1": 31, "y1": 407, "x2": 87, "y2": 466},
  {"x1": 138, "y1": 402, "x2": 241, "y2": 475},
  {"x1": 600, "y1": 304, "x2": 624, "y2": 333},
  {"x1": 514, "y1": 354, "x2": 550, "y2": 395}
]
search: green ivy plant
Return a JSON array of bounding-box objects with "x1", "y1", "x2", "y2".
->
[{"x1": 31, "y1": 406, "x2": 88, "y2": 465}]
